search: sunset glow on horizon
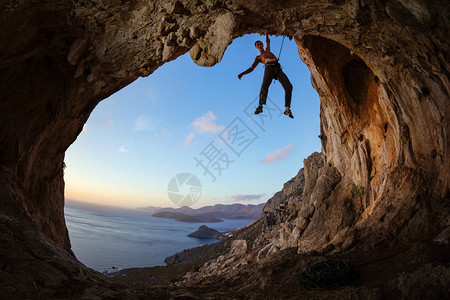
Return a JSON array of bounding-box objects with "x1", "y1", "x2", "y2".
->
[{"x1": 64, "y1": 34, "x2": 321, "y2": 209}]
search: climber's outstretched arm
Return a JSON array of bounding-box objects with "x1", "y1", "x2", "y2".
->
[
  {"x1": 238, "y1": 57, "x2": 260, "y2": 79},
  {"x1": 266, "y1": 34, "x2": 270, "y2": 52}
]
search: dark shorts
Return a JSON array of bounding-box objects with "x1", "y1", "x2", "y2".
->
[{"x1": 259, "y1": 61, "x2": 293, "y2": 107}]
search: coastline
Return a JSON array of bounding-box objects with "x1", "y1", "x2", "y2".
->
[{"x1": 65, "y1": 204, "x2": 257, "y2": 272}]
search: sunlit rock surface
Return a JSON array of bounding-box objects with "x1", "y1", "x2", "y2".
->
[{"x1": 0, "y1": 0, "x2": 448, "y2": 298}]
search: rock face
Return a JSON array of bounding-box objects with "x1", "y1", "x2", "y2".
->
[
  {"x1": 181, "y1": 152, "x2": 449, "y2": 298},
  {"x1": 0, "y1": 0, "x2": 448, "y2": 297},
  {"x1": 262, "y1": 152, "x2": 356, "y2": 252}
]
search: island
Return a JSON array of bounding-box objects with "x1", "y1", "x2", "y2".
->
[
  {"x1": 146, "y1": 203, "x2": 265, "y2": 223},
  {"x1": 187, "y1": 225, "x2": 221, "y2": 239},
  {"x1": 152, "y1": 211, "x2": 222, "y2": 223}
]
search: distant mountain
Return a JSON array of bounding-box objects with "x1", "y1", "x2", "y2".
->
[
  {"x1": 145, "y1": 203, "x2": 265, "y2": 222},
  {"x1": 192, "y1": 203, "x2": 266, "y2": 219},
  {"x1": 137, "y1": 205, "x2": 197, "y2": 215},
  {"x1": 152, "y1": 211, "x2": 222, "y2": 223}
]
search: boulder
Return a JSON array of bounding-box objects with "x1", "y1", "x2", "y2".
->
[{"x1": 229, "y1": 240, "x2": 248, "y2": 257}]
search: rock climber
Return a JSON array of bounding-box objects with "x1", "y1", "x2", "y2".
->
[{"x1": 238, "y1": 34, "x2": 294, "y2": 118}]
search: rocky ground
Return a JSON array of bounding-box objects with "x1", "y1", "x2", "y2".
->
[
  {"x1": 109, "y1": 152, "x2": 449, "y2": 299},
  {"x1": 110, "y1": 228, "x2": 449, "y2": 299}
]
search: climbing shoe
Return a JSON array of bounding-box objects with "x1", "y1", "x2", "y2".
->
[
  {"x1": 254, "y1": 105, "x2": 263, "y2": 114},
  {"x1": 284, "y1": 107, "x2": 294, "y2": 119}
]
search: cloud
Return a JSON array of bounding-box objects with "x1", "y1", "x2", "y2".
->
[
  {"x1": 99, "y1": 113, "x2": 113, "y2": 126},
  {"x1": 230, "y1": 194, "x2": 265, "y2": 202},
  {"x1": 160, "y1": 128, "x2": 169, "y2": 135},
  {"x1": 183, "y1": 133, "x2": 195, "y2": 147},
  {"x1": 132, "y1": 115, "x2": 151, "y2": 132},
  {"x1": 142, "y1": 87, "x2": 160, "y2": 107},
  {"x1": 156, "y1": 128, "x2": 169, "y2": 138},
  {"x1": 191, "y1": 111, "x2": 225, "y2": 134},
  {"x1": 216, "y1": 136, "x2": 227, "y2": 148},
  {"x1": 118, "y1": 140, "x2": 133, "y2": 153},
  {"x1": 259, "y1": 144, "x2": 294, "y2": 164},
  {"x1": 183, "y1": 111, "x2": 224, "y2": 147}
]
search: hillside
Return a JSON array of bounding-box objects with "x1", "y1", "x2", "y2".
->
[
  {"x1": 152, "y1": 211, "x2": 222, "y2": 223},
  {"x1": 148, "y1": 203, "x2": 265, "y2": 222}
]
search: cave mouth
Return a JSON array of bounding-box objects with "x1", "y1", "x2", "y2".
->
[
  {"x1": 63, "y1": 34, "x2": 323, "y2": 271},
  {"x1": 1, "y1": 1, "x2": 448, "y2": 297}
]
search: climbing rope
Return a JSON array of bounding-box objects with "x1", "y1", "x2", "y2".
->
[
  {"x1": 272, "y1": 35, "x2": 286, "y2": 85},
  {"x1": 298, "y1": 258, "x2": 358, "y2": 290},
  {"x1": 277, "y1": 35, "x2": 286, "y2": 61}
]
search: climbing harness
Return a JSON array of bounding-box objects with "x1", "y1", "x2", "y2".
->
[{"x1": 298, "y1": 258, "x2": 358, "y2": 289}]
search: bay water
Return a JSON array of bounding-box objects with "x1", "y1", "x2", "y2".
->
[{"x1": 64, "y1": 201, "x2": 255, "y2": 272}]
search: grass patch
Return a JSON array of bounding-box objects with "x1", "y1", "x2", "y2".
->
[{"x1": 341, "y1": 184, "x2": 365, "y2": 197}]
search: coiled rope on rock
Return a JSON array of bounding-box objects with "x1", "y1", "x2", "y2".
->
[{"x1": 298, "y1": 258, "x2": 358, "y2": 290}]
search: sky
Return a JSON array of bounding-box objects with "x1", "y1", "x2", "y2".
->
[{"x1": 64, "y1": 34, "x2": 321, "y2": 209}]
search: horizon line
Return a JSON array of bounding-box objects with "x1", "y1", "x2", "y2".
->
[{"x1": 65, "y1": 197, "x2": 267, "y2": 210}]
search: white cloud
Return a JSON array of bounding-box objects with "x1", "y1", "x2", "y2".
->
[
  {"x1": 259, "y1": 144, "x2": 294, "y2": 164},
  {"x1": 132, "y1": 115, "x2": 152, "y2": 132},
  {"x1": 183, "y1": 111, "x2": 224, "y2": 147},
  {"x1": 143, "y1": 87, "x2": 160, "y2": 107},
  {"x1": 191, "y1": 111, "x2": 225, "y2": 134},
  {"x1": 216, "y1": 137, "x2": 227, "y2": 148},
  {"x1": 160, "y1": 128, "x2": 169, "y2": 135},
  {"x1": 99, "y1": 113, "x2": 113, "y2": 126},
  {"x1": 230, "y1": 194, "x2": 265, "y2": 202},
  {"x1": 183, "y1": 133, "x2": 195, "y2": 147},
  {"x1": 118, "y1": 140, "x2": 133, "y2": 153}
]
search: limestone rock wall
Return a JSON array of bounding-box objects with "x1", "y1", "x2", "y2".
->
[{"x1": 0, "y1": 0, "x2": 449, "y2": 296}]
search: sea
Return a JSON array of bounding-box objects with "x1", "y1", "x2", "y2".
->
[{"x1": 64, "y1": 201, "x2": 255, "y2": 273}]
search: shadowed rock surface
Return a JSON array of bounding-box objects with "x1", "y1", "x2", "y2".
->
[{"x1": 0, "y1": 0, "x2": 449, "y2": 298}]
